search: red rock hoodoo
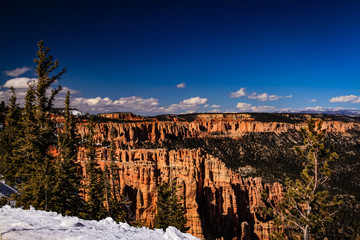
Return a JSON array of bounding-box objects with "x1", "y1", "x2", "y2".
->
[{"x1": 76, "y1": 113, "x2": 359, "y2": 239}]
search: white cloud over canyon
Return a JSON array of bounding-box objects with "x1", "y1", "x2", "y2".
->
[
  {"x1": 230, "y1": 87, "x2": 292, "y2": 101},
  {"x1": 236, "y1": 102, "x2": 276, "y2": 112},
  {"x1": 3, "y1": 77, "x2": 360, "y2": 116},
  {"x1": 0, "y1": 78, "x2": 209, "y2": 114},
  {"x1": 71, "y1": 96, "x2": 162, "y2": 114},
  {"x1": 166, "y1": 97, "x2": 208, "y2": 113}
]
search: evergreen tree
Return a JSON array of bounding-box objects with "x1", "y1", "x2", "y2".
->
[
  {"x1": 84, "y1": 117, "x2": 106, "y2": 220},
  {"x1": 16, "y1": 40, "x2": 65, "y2": 210},
  {"x1": 52, "y1": 91, "x2": 84, "y2": 216},
  {"x1": 0, "y1": 87, "x2": 22, "y2": 186},
  {"x1": 154, "y1": 182, "x2": 189, "y2": 232},
  {"x1": 262, "y1": 119, "x2": 341, "y2": 240}
]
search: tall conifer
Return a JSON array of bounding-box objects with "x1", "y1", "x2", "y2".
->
[
  {"x1": 52, "y1": 91, "x2": 84, "y2": 216},
  {"x1": 154, "y1": 182, "x2": 189, "y2": 232},
  {"x1": 16, "y1": 41, "x2": 65, "y2": 210},
  {"x1": 84, "y1": 117, "x2": 106, "y2": 220},
  {"x1": 263, "y1": 119, "x2": 341, "y2": 240},
  {"x1": 0, "y1": 87, "x2": 22, "y2": 186}
]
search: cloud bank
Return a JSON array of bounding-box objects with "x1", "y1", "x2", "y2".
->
[
  {"x1": 236, "y1": 102, "x2": 277, "y2": 112},
  {"x1": 0, "y1": 77, "x2": 210, "y2": 115},
  {"x1": 166, "y1": 97, "x2": 208, "y2": 113},
  {"x1": 230, "y1": 87, "x2": 292, "y2": 101},
  {"x1": 2, "y1": 76, "x2": 360, "y2": 116}
]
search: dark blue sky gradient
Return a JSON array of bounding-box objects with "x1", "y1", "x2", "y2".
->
[{"x1": 1, "y1": 0, "x2": 360, "y2": 114}]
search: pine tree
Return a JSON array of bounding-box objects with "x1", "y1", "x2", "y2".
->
[
  {"x1": 16, "y1": 40, "x2": 65, "y2": 210},
  {"x1": 263, "y1": 119, "x2": 341, "y2": 240},
  {"x1": 52, "y1": 91, "x2": 84, "y2": 216},
  {"x1": 0, "y1": 87, "x2": 22, "y2": 186},
  {"x1": 154, "y1": 182, "x2": 189, "y2": 232},
  {"x1": 84, "y1": 117, "x2": 106, "y2": 220}
]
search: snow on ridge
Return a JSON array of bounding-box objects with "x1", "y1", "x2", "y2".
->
[{"x1": 0, "y1": 205, "x2": 200, "y2": 240}]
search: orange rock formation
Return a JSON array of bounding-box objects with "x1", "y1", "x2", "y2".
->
[{"x1": 76, "y1": 113, "x2": 359, "y2": 239}]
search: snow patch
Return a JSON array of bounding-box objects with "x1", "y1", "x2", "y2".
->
[{"x1": 0, "y1": 205, "x2": 199, "y2": 240}]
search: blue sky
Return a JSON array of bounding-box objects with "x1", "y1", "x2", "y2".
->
[{"x1": 1, "y1": 0, "x2": 360, "y2": 115}]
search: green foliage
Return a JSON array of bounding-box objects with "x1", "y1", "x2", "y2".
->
[
  {"x1": 34, "y1": 40, "x2": 65, "y2": 113},
  {"x1": 52, "y1": 91, "x2": 85, "y2": 216},
  {"x1": 322, "y1": 194, "x2": 360, "y2": 239},
  {"x1": 154, "y1": 182, "x2": 189, "y2": 232},
  {"x1": 0, "y1": 88, "x2": 22, "y2": 186},
  {"x1": 84, "y1": 118, "x2": 106, "y2": 220},
  {"x1": 15, "y1": 41, "x2": 65, "y2": 211},
  {"x1": 0, "y1": 197, "x2": 9, "y2": 208},
  {"x1": 264, "y1": 119, "x2": 341, "y2": 240}
]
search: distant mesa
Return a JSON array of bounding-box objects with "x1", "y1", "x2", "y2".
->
[{"x1": 98, "y1": 112, "x2": 145, "y2": 121}]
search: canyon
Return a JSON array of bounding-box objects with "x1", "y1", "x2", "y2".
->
[{"x1": 76, "y1": 113, "x2": 360, "y2": 239}]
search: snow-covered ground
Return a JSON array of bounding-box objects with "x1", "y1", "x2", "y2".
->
[{"x1": 0, "y1": 205, "x2": 200, "y2": 240}]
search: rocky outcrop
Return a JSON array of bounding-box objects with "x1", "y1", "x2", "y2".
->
[
  {"x1": 98, "y1": 112, "x2": 145, "y2": 121},
  {"x1": 77, "y1": 114, "x2": 360, "y2": 147},
  {"x1": 76, "y1": 113, "x2": 360, "y2": 239},
  {"x1": 78, "y1": 147, "x2": 282, "y2": 239}
]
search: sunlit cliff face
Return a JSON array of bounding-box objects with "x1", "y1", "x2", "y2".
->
[{"x1": 74, "y1": 113, "x2": 360, "y2": 240}]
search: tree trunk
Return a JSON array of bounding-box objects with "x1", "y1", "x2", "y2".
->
[{"x1": 304, "y1": 225, "x2": 309, "y2": 240}]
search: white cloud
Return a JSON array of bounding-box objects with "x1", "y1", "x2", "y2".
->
[
  {"x1": 305, "y1": 106, "x2": 324, "y2": 111},
  {"x1": 0, "y1": 81, "x2": 209, "y2": 115},
  {"x1": 248, "y1": 92, "x2": 292, "y2": 102},
  {"x1": 176, "y1": 82, "x2": 186, "y2": 88},
  {"x1": 230, "y1": 88, "x2": 246, "y2": 98},
  {"x1": 329, "y1": 95, "x2": 360, "y2": 103},
  {"x1": 180, "y1": 97, "x2": 207, "y2": 105},
  {"x1": 211, "y1": 104, "x2": 220, "y2": 108},
  {"x1": 60, "y1": 86, "x2": 80, "y2": 94},
  {"x1": 308, "y1": 99, "x2": 317, "y2": 102},
  {"x1": 3, "y1": 77, "x2": 37, "y2": 89},
  {"x1": 236, "y1": 102, "x2": 276, "y2": 112},
  {"x1": 0, "y1": 90, "x2": 11, "y2": 101},
  {"x1": 0, "y1": 87, "x2": 30, "y2": 104},
  {"x1": 166, "y1": 97, "x2": 208, "y2": 113},
  {"x1": 250, "y1": 105, "x2": 276, "y2": 112},
  {"x1": 230, "y1": 87, "x2": 292, "y2": 101},
  {"x1": 209, "y1": 109, "x2": 221, "y2": 113},
  {"x1": 236, "y1": 103, "x2": 252, "y2": 111},
  {"x1": 4, "y1": 66, "x2": 31, "y2": 77},
  {"x1": 72, "y1": 96, "x2": 161, "y2": 113}
]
